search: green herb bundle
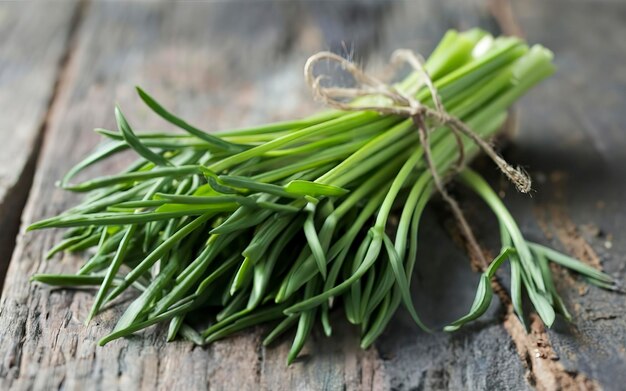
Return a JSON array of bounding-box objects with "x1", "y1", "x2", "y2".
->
[{"x1": 30, "y1": 29, "x2": 616, "y2": 364}]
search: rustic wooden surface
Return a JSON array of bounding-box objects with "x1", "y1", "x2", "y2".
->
[
  {"x1": 0, "y1": 0, "x2": 80, "y2": 290},
  {"x1": 0, "y1": 0, "x2": 624, "y2": 390}
]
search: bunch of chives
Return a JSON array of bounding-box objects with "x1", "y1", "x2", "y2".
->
[{"x1": 30, "y1": 29, "x2": 616, "y2": 364}]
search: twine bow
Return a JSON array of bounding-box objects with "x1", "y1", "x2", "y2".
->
[{"x1": 305, "y1": 50, "x2": 531, "y2": 269}]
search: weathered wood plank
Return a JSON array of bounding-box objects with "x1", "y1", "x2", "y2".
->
[
  {"x1": 380, "y1": 0, "x2": 626, "y2": 389},
  {"x1": 505, "y1": 1, "x2": 626, "y2": 389},
  {"x1": 0, "y1": 1, "x2": 80, "y2": 289}
]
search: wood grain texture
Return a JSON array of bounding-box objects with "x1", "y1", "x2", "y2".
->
[
  {"x1": 0, "y1": 0, "x2": 624, "y2": 390},
  {"x1": 0, "y1": 0, "x2": 80, "y2": 288},
  {"x1": 505, "y1": 1, "x2": 626, "y2": 388}
]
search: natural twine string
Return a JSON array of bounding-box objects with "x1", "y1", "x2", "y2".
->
[{"x1": 305, "y1": 50, "x2": 532, "y2": 269}]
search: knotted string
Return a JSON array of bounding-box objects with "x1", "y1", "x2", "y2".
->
[{"x1": 305, "y1": 50, "x2": 532, "y2": 269}]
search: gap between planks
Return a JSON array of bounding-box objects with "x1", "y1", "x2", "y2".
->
[
  {"x1": 0, "y1": 0, "x2": 90, "y2": 291},
  {"x1": 482, "y1": 1, "x2": 607, "y2": 389}
]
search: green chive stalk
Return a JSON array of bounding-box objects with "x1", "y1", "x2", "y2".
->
[{"x1": 29, "y1": 29, "x2": 616, "y2": 364}]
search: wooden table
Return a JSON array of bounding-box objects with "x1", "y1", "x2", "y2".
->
[{"x1": 0, "y1": 1, "x2": 624, "y2": 389}]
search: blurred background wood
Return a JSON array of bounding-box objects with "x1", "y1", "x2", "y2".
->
[
  {"x1": 0, "y1": 0, "x2": 623, "y2": 390},
  {"x1": 0, "y1": 0, "x2": 80, "y2": 291}
]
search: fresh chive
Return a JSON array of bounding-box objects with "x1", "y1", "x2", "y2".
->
[{"x1": 28, "y1": 29, "x2": 615, "y2": 365}]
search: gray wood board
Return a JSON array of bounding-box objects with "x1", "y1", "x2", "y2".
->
[
  {"x1": 0, "y1": 0, "x2": 80, "y2": 288},
  {"x1": 511, "y1": 0, "x2": 626, "y2": 386}
]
